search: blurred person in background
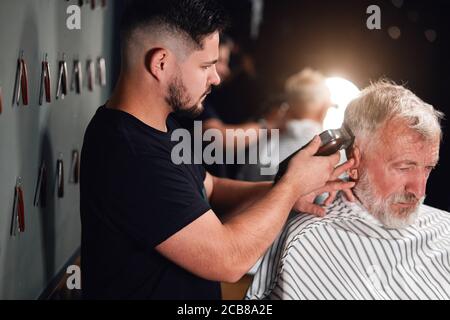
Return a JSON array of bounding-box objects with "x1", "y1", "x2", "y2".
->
[{"x1": 238, "y1": 68, "x2": 332, "y2": 182}]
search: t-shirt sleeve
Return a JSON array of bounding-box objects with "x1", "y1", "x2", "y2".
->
[{"x1": 105, "y1": 141, "x2": 211, "y2": 249}]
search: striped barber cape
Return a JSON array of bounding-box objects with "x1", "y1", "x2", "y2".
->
[{"x1": 246, "y1": 195, "x2": 450, "y2": 300}]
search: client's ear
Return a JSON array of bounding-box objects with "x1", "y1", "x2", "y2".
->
[{"x1": 346, "y1": 145, "x2": 361, "y2": 180}]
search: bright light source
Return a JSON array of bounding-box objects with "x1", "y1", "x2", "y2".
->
[{"x1": 323, "y1": 77, "x2": 360, "y2": 130}]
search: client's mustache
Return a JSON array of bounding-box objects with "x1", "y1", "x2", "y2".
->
[{"x1": 390, "y1": 192, "x2": 421, "y2": 205}]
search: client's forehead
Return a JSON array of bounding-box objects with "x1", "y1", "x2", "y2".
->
[{"x1": 373, "y1": 118, "x2": 440, "y2": 164}]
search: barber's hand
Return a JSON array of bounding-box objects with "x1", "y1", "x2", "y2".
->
[
  {"x1": 322, "y1": 185, "x2": 356, "y2": 207},
  {"x1": 293, "y1": 180, "x2": 355, "y2": 217},
  {"x1": 292, "y1": 158, "x2": 356, "y2": 217},
  {"x1": 281, "y1": 136, "x2": 343, "y2": 196}
]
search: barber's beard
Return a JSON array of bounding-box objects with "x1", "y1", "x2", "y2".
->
[
  {"x1": 166, "y1": 76, "x2": 210, "y2": 119},
  {"x1": 353, "y1": 169, "x2": 424, "y2": 229}
]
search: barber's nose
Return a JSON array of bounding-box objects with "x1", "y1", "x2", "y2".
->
[
  {"x1": 209, "y1": 66, "x2": 221, "y2": 87},
  {"x1": 405, "y1": 171, "x2": 428, "y2": 199}
]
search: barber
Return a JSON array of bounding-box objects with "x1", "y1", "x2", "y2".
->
[{"x1": 80, "y1": 0, "x2": 355, "y2": 300}]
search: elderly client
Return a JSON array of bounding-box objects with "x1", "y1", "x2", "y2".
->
[{"x1": 246, "y1": 81, "x2": 449, "y2": 300}]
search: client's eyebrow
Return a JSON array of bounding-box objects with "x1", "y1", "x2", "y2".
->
[
  {"x1": 393, "y1": 159, "x2": 439, "y2": 167},
  {"x1": 391, "y1": 159, "x2": 417, "y2": 166},
  {"x1": 399, "y1": 160, "x2": 418, "y2": 166}
]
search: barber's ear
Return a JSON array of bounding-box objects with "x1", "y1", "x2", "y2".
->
[
  {"x1": 146, "y1": 48, "x2": 169, "y2": 81},
  {"x1": 347, "y1": 145, "x2": 361, "y2": 180}
]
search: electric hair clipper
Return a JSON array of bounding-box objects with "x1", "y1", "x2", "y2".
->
[{"x1": 274, "y1": 125, "x2": 355, "y2": 182}]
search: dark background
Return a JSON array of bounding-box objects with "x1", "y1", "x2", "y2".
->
[{"x1": 113, "y1": 0, "x2": 450, "y2": 211}]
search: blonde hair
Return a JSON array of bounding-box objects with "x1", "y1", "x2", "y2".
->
[{"x1": 284, "y1": 68, "x2": 330, "y2": 112}]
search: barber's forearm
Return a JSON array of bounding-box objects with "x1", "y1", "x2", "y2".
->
[
  {"x1": 220, "y1": 178, "x2": 300, "y2": 280},
  {"x1": 210, "y1": 177, "x2": 272, "y2": 215}
]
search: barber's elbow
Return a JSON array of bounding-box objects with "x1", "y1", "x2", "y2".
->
[
  {"x1": 218, "y1": 256, "x2": 249, "y2": 283},
  {"x1": 218, "y1": 268, "x2": 245, "y2": 284},
  {"x1": 194, "y1": 267, "x2": 239, "y2": 283},
  {"x1": 190, "y1": 255, "x2": 245, "y2": 283}
]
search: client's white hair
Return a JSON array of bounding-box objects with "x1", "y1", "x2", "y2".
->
[{"x1": 344, "y1": 80, "x2": 444, "y2": 146}]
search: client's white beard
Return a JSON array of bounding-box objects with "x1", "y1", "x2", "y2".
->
[{"x1": 353, "y1": 169, "x2": 424, "y2": 229}]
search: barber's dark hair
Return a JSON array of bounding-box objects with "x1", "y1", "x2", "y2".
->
[{"x1": 121, "y1": 0, "x2": 229, "y2": 48}]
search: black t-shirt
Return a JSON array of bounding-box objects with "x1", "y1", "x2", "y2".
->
[
  {"x1": 172, "y1": 101, "x2": 228, "y2": 178},
  {"x1": 80, "y1": 106, "x2": 220, "y2": 300}
]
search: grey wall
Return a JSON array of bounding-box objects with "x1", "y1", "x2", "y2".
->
[{"x1": 0, "y1": 0, "x2": 115, "y2": 299}]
